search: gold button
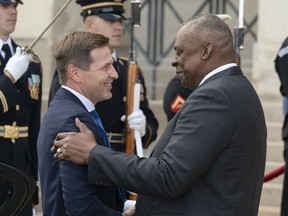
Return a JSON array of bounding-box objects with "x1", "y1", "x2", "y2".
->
[{"x1": 15, "y1": 105, "x2": 20, "y2": 110}]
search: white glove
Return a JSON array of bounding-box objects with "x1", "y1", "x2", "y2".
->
[
  {"x1": 4, "y1": 47, "x2": 30, "y2": 82},
  {"x1": 127, "y1": 110, "x2": 146, "y2": 137}
]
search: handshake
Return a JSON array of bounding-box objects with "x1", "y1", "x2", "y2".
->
[{"x1": 4, "y1": 47, "x2": 31, "y2": 83}]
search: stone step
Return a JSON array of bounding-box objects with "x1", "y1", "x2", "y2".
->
[
  {"x1": 258, "y1": 206, "x2": 280, "y2": 216},
  {"x1": 261, "y1": 181, "x2": 283, "y2": 206},
  {"x1": 261, "y1": 162, "x2": 283, "y2": 215},
  {"x1": 266, "y1": 141, "x2": 284, "y2": 163},
  {"x1": 261, "y1": 92, "x2": 283, "y2": 216},
  {"x1": 261, "y1": 100, "x2": 283, "y2": 123},
  {"x1": 267, "y1": 122, "x2": 282, "y2": 142}
]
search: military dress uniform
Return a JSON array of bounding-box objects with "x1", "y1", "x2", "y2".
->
[
  {"x1": 48, "y1": 56, "x2": 158, "y2": 152},
  {"x1": 0, "y1": 39, "x2": 42, "y2": 216},
  {"x1": 275, "y1": 37, "x2": 288, "y2": 216}
]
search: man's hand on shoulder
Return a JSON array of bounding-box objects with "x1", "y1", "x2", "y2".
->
[{"x1": 52, "y1": 118, "x2": 97, "y2": 165}]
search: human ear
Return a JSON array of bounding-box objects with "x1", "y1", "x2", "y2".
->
[
  {"x1": 202, "y1": 42, "x2": 213, "y2": 60},
  {"x1": 67, "y1": 64, "x2": 81, "y2": 82},
  {"x1": 84, "y1": 18, "x2": 92, "y2": 32}
]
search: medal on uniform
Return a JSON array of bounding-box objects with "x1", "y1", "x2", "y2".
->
[{"x1": 28, "y1": 74, "x2": 40, "y2": 100}]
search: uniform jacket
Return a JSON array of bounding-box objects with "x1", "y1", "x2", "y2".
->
[
  {"x1": 87, "y1": 66, "x2": 267, "y2": 216},
  {"x1": 274, "y1": 37, "x2": 288, "y2": 141},
  {"x1": 163, "y1": 75, "x2": 193, "y2": 121},
  {"x1": 275, "y1": 37, "x2": 288, "y2": 97},
  {"x1": 48, "y1": 56, "x2": 158, "y2": 151},
  {"x1": 0, "y1": 39, "x2": 42, "y2": 207},
  {"x1": 37, "y1": 87, "x2": 122, "y2": 216}
]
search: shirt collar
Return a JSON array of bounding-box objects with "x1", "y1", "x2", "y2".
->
[
  {"x1": 111, "y1": 49, "x2": 117, "y2": 61},
  {"x1": 199, "y1": 63, "x2": 238, "y2": 86},
  {"x1": 61, "y1": 85, "x2": 95, "y2": 112}
]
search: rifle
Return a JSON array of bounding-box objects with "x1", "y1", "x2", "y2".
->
[
  {"x1": 125, "y1": 0, "x2": 142, "y2": 155},
  {"x1": 125, "y1": 0, "x2": 142, "y2": 200}
]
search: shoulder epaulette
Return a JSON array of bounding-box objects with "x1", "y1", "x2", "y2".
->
[
  {"x1": 118, "y1": 56, "x2": 128, "y2": 61},
  {"x1": 117, "y1": 57, "x2": 128, "y2": 66}
]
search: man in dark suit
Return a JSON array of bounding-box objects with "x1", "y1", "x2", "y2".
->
[
  {"x1": 48, "y1": 0, "x2": 158, "y2": 152},
  {"x1": 53, "y1": 14, "x2": 267, "y2": 216},
  {"x1": 37, "y1": 32, "x2": 131, "y2": 215},
  {"x1": 0, "y1": 0, "x2": 42, "y2": 215}
]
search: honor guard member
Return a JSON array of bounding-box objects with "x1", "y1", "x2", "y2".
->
[
  {"x1": 0, "y1": 0, "x2": 42, "y2": 215},
  {"x1": 275, "y1": 37, "x2": 288, "y2": 216},
  {"x1": 48, "y1": 0, "x2": 158, "y2": 152}
]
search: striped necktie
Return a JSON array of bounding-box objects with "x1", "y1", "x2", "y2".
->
[{"x1": 89, "y1": 110, "x2": 111, "y2": 148}]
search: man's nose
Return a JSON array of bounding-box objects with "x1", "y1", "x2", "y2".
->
[
  {"x1": 111, "y1": 67, "x2": 119, "y2": 79},
  {"x1": 171, "y1": 56, "x2": 178, "y2": 67}
]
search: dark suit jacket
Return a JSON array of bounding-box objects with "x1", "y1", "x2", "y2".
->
[
  {"x1": 87, "y1": 66, "x2": 267, "y2": 216},
  {"x1": 37, "y1": 87, "x2": 122, "y2": 216}
]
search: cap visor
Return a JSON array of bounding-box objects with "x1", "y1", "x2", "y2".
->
[
  {"x1": 98, "y1": 13, "x2": 123, "y2": 21},
  {"x1": 0, "y1": 0, "x2": 23, "y2": 4}
]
